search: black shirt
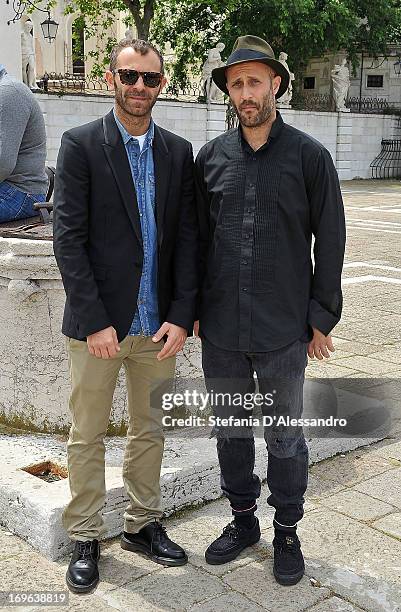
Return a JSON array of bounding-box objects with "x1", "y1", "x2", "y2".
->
[{"x1": 195, "y1": 111, "x2": 346, "y2": 352}]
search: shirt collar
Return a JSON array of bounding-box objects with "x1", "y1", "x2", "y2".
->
[
  {"x1": 113, "y1": 108, "x2": 154, "y2": 147},
  {"x1": 239, "y1": 110, "x2": 284, "y2": 152}
]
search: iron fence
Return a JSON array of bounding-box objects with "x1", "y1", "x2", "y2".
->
[
  {"x1": 36, "y1": 72, "x2": 206, "y2": 103},
  {"x1": 370, "y1": 139, "x2": 401, "y2": 179},
  {"x1": 291, "y1": 92, "x2": 335, "y2": 112},
  {"x1": 225, "y1": 94, "x2": 401, "y2": 129}
]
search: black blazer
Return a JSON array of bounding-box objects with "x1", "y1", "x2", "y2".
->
[{"x1": 53, "y1": 110, "x2": 198, "y2": 342}]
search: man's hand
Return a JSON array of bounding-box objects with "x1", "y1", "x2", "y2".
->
[
  {"x1": 194, "y1": 320, "x2": 200, "y2": 337},
  {"x1": 308, "y1": 327, "x2": 334, "y2": 360},
  {"x1": 152, "y1": 322, "x2": 187, "y2": 361},
  {"x1": 87, "y1": 326, "x2": 120, "y2": 359}
]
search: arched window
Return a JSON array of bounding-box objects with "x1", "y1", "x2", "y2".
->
[{"x1": 72, "y1": 16, "x2": 85, "y2": 76}]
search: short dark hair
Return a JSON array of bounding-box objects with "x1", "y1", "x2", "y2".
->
[{"x1": 109, "y1": 38, "x2": 164, "y2": 74}]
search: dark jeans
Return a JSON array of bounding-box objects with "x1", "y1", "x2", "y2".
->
[{"x1": 201, "y1": 336, "x2": 309, "y2": 529}]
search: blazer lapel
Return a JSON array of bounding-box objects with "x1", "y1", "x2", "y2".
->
[
  {"x1": 102, "y1": 111, "x2": 142, "y2": 247},
  {"x1": 153, "y1": 125, "x2": 171, "y2": 248}
]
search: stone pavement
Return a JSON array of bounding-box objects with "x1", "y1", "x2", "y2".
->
[
  {"x1": 1, "y1": 436, "x2": 401, "y2": 612},
  {"x1": 1, "y1": 179, "x2": 401, "y2": 611}
]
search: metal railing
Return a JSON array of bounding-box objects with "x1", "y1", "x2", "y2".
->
[
  {"x1": 347, "y1": 96, "x2": 401, "y2": 114},
  {"x1": 370, "y1": 139, "x2": 401, "y2": 179},
  {"x1": 36, "y1": 72, "x2": 206, "y2": 103},
  {"x1": 291, "y1": 92, "x2": 335, "y2": 112},
  {"x1": 225, "y1": 94, "x2": 401, "y2": 129}
]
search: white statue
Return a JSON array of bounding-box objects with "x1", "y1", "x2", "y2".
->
[
  {"x1": 21, "y1": 19, "x2": 37, "y2": 89},
  {"x1": 331, "y1": 59, "x2": 350, "y2": 112},
  {"x1": 277, "y1": 51, "x2": 295, "y2": 107},
  {"x1": 125, "y1": 27, "x2": 134, "y2": 40},
  {"x1": 202, "y1": 42, "x2": 225, "y2": 103}
]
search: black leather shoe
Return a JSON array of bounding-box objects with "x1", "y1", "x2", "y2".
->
[
  {"x1": 66, "y1": 539, "x2": 100, "y2": 594},
  {"x1": 121, "y1": 520, "x2": 188, "y2": 566},
  {"x1": 205, "y1": 518, "x2": 261, "y2": 565},
  {"x1": 273, "y1": 531, "x2": 305, "y2": 586}
]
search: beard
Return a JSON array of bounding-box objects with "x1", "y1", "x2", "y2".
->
[
  {"x1": 233, "y1": 89, "x2": 275, "y2": 128},
  {"x1": 114, "y1": 80, "x2": 159, "y2": 117}
]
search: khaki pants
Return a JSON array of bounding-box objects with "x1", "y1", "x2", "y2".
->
[{"x1": 62, "y1": 335, "x2": 175, "y2": 542}]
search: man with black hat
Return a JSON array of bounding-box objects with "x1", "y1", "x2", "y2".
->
[{"x1": 194, "y1": 35, "x2": 345, "y2": 586}]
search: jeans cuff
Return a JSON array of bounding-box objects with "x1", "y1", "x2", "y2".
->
[
  {"x1": 231, "y1": 502, "x2": 257, "y2": 516},
  {"x1": 273, "y1": 518, "x2": 298, "y2": 533}
]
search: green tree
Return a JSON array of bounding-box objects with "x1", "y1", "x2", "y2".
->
[
  {"x1": 46, "y1": 0, "x2": 401, "y2": 85},
  {"x1": 152, "y1": 0, "x2": 401, "y2": 89}
]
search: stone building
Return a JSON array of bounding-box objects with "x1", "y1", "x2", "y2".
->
[
  {"x1": 302, "y1": 49, "x2": 401, "y2": 103},
  {"x1": 2, "y1": 1, "x2": 129, "y2": 80}
]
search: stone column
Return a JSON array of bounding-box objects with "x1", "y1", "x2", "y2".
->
[
  {"x1": 206, "y1": 101, "x2": 227, "y2": 142},
  {"x1": 336, "y1": 113, "x2": 353, "y2": 181}
]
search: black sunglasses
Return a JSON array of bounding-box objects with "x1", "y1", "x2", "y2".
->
[{"x1": 114, "y1": 69, "x2": 163, "y2": 88}]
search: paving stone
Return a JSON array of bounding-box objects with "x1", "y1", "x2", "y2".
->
[
  {"x1": 307, "y1": 596, "x2": 364, "y2": 611},
  {"x1": 372, "y1": 512, "x2": 401, "y2": 540},
  {"x1": 354, "y1": 467, "x2": 401, "y2": 508},
  {"x1": 167, "y1": 515, "x2": 271, "y2": 578},
  {"x1": 318, "y1": 489, "x2": 395, "y2": 521},
  {"x1": 222, "y1": 559, "x2": 330, "y2": 612},
  {"x1": 309, "y1": 450, "x2": 396, "y2": 487},
  {"x1": 101, "y1": 566, "x2": 227, "y2": 611},
  {"x1": 330, "y1": 339, "x2": 382, "y2": 356},
  {"x1": 299, "y1": 508, "x2": 401, "y2": 585},
  {"x1": 305, "y1": 474, "x2": 348, "y2": 501},
  {"x1": 329, "y1": 356, "x2": 401, "y2": 376},
  {"x1": 370, "y1": 348, "x2": 401, "y2": 365},
  {"x1": 327, "y1": 350, "x2": 358, "y2": 361},
  {"x1": 305, "y1": 362, "x2": 360, "y2": 378},
  {"x1": 371, "y1": 440, "x2": 401, "y2": 461},
  {"x1": 85, "y1": 538, "x2": 162, "y2": 591},
  {"x1": 304, "y1": 563, "x2": 401, "y2": 612},
  {"x1": 189, "y1": 591, "x2": 266, "y2": 611}
]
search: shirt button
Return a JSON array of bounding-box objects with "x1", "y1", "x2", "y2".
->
[
  {"x1": 245, "y1": 234, "x2": 251, "y2": 239},
  {"x1": 242, "y1": 287, "x2": 248, "y2": 292},
  {"x1": 247, "y1": 208, "x2": 252, "y2": 213},
  {"x1": 241, "y1": 260, "x2": 248, "y2": 265}
]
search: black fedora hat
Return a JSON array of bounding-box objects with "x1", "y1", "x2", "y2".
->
[{"x1": 212, "y1": 35, "x2": 290, "y2": 99}]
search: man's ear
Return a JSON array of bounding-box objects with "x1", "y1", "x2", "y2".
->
[
  {"x1": 273, "y1": 75, "x2": 282, "y2": 95},
  {"x1": 105, "y1": 70, "x2": 115, "y2": 89},
  {"x1": 159, "y1": 75, "x2": 168, "y2": 94}
]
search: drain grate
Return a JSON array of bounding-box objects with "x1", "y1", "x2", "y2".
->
[{"x1": 22, "y1": 460, "x2": 68, "y2": 483}]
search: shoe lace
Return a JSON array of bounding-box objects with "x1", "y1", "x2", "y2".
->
[
  {"x1": 275, "y1": 535, "x2": 300, "y2": 555},
  {"x1": 153, "y1": 521, "x2": 168, "y2": 540},
  {"x1": 221, "y1": 521, "x2": 240, "y2": 541},
  {"x1": 77, "y1": 541, "x2": 95, "y2": 559}
]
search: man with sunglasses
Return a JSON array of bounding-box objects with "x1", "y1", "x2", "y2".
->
[{"x1": 53, "y1": 39, "x2": 198, "y2": 593}]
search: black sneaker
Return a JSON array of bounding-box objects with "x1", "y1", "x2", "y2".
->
[
  {"x1": 205, "y1": 518, "x2": 261, "y2": 565},
  {"x1": 121, "y1": 520, "x2": 188, "y2": 567},
  {"x1": 66, "y1": 539, "x2": 100, "y2": 594},
  {"x1": 273, "y1": 531, "x2": 305, "y2": 586}
]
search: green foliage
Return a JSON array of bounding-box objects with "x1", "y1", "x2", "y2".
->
[
  {"x1": 151, "y1": 0, "x2": 401, "y2": 90},
  {"x1": 33, "y1": 0, "x2": 401, "y2": 86}
]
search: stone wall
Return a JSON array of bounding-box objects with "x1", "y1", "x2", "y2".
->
[
  {"x1": 279, "y1": 108, "x2": 397, "y2": 180},
  {"x1": 36, "y1": 92, "x2": 399, "y2": 181},
  {"x1": 35, "y1": 93, "x2": 224, "y2": 168}
]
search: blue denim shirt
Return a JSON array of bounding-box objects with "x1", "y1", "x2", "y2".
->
[{"x1": 113, "y1": 110, "x2": 160, "y2": 336}]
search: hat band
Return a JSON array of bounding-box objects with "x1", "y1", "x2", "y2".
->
[{"x1": 227, "y1": 48, "x2": 272, "y2": 65}]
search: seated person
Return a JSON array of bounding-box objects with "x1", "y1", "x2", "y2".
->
[{"x1": 0, "y1": 63, "x2": 47, "y2": 222}]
